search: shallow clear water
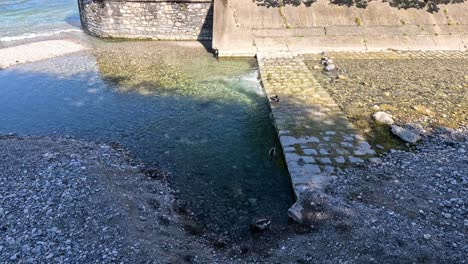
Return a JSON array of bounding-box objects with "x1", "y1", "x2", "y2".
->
[
  {"x1": 0, "y1": 0, "x2": 80, "y2": 41},
  {"x1": 0, "y1": 43, "x2": 294, "y2": 240}
]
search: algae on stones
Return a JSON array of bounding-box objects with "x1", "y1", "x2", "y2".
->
[
  {"x1": 92, "y1": 41, "x2": 258, "y2": 104},
  {"x1": 305, "y1": 53, "x2": 468, "y2": 150}
]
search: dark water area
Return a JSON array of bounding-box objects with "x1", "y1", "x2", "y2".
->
[{"x1": 0, "y1": 43, "x2": 294, "y2": 243}]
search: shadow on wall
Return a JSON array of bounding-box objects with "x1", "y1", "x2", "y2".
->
[
  {"x1": 198, "y1": 5, "x2": 214, "y2": 51},
  {"x1": 253, "y1": 0, "x2": 466, "y2": 12}
]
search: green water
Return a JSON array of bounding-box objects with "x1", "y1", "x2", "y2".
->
[{"x1": 0, "y1": 41, "x2": 294, "y2": 242}]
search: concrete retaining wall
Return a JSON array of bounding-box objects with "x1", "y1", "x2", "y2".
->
[
  {"x1": 213, "y1": 0, "x2": 468, "y2": 56},
  {"x1": 78, "y1": 0, "x2": 213, "y2": 40}
]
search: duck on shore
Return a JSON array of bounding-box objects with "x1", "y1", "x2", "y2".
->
[{"x1": 269, "y1": 94, "x2": 280, "y2": 103}]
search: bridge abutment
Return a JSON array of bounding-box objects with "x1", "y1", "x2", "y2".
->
[{"x1": 78, "y1": 0, "x2": 213, "y2": 40}]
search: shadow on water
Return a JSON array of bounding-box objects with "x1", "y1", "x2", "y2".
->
[
  {"x1": 64, "y1": 13, "x2": 81, "y2": 29},
  {"x1": 0, "y1": 45, "x2": 294, "y2": 249}
]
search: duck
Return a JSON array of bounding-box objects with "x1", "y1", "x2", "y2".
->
[
  {"x1": 268, "y1": 147, "x2": 277, "y2": 161},
  {"x1": 251, "y1": 218, "x2": 271, "y2": 232},
  {"x1": 269, "y1": 95, "x2": 280, "y2": 103},
  {"x1": 320, "y1": 51, "x2": 329, "y2": 65},
  {"x1": 320, "y1": 56, "x2": 328, "y2": 66}
]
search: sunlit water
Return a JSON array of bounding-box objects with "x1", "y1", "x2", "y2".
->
[
  {"x1": 0, "y1": 0, "x2": 80, "y2": 42},
  {"x1": 0, "y1": 42, "x2": 294, "y2": 242}
]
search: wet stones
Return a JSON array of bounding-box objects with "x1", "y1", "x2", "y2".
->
[{"x1": 371, "y1": 110, "x2": 424, "y2": 143}]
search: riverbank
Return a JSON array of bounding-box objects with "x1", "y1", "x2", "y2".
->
[
  {"x1": 0, "y1": 39, "x2": 87, "y2": 69},
  {"x1": 0, "y1": 134, "x2": 222, "y2": 263},
  {"x1": 1, "y1": 127, "x2": 466, "y2": 263},
  {"x1": 255, "y1": 127, "x2": 467, "y2": 263},
  {"x1": 0, "y1": 35, "x2": 466, "y2": 263}
]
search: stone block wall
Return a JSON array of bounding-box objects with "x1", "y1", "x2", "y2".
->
[{"x1": 78, "y1": 0, "x2": 213, "y2": 40}]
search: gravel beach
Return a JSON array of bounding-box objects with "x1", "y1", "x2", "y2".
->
[
  {"x1": 0, "y1": 40, "x2": 87, "y2": 69},
  {"x1": 0, "y1": 135, "x2": 219, "y2": 263},
  {"x1": 238, "y1": 127, "x2": 467, "y2": 263},
  {"x1": 1, "y1": 129, "x2": 466, "y2": 263}
]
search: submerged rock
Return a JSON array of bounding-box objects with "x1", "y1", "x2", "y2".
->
[
  {"x1": 372, "y1": 111, "x2": 394, "y2": 125},
  {"x1": 391, "y1": 125, "x2": 421, "y2": 143}
]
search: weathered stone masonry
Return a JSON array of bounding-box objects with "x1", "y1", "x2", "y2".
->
[{"x1": 78, "y1": 0, "x2": 213, "y2": 40}]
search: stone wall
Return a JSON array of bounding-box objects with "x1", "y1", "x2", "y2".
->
[{"x1": 78, "y1": 0, "x2": 213, "y2": 40}]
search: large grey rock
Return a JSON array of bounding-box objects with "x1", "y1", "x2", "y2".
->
[
  {"x1": 288, "y1": 189, "x2": 350, "y2": 225},
  {"x1": 372, "y1": 111, "x2": 394, "y2": 125},
  {"x1": 391, "y1": 125, "x2": 421, "y2": 143},
  {"x1": 288, "y1": 201, "x2": 305, "y2": 223}
]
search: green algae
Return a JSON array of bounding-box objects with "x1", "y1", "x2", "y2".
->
[
  {"x1": 92, "y1": 41, "x2": 258, "y2": 105},
  {"x1": 306, "y1": 54, "x2": 468, "y2": 150}
]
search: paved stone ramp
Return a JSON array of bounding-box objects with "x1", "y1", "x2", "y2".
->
[{"x1": 257, "y1": 53, "x2": 376, "y2": 198}]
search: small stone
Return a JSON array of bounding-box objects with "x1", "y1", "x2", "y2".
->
[
  {"x1": 372, "y1": 111, "x2": 394, "y2": 125},
  {"x1": 303, "y1": 149, "x2": 318, "y2": 155},
  {"x1": 335, "y1": 156, "x2": 345, "y2": 164},
  {"x1": 324, "y1": 64, "x2": 336, "y2": 71},
  {"x1": 319, "y1": 158, "x2": 332, "y2": 164},
  {"x1": 423, "y1": 234, "x2": 431, "y2": 240},
  {"x1": 348, "y1": 156, "x2": 364, "y2": 163},
  {"x1": 442, "y1": 212, "x2": 452, "y2": 219},
  {"x1": 337, "y1": 74, "x2": 347, "y2": 80},
  {"x1": 371, "y1": 105, "x2": 380, "y2": 111}
]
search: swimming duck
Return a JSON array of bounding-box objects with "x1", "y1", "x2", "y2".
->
[{"x1": 268, "y1": 147, "x2": 277, "y2": 161}]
